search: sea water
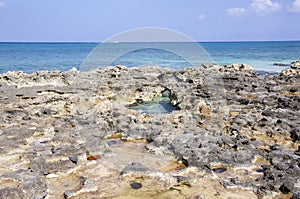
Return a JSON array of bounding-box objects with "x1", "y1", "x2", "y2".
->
[{"x1": 0, "y1": 41, "x2": 299, "y2": 74}]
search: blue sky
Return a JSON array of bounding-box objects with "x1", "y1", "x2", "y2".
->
[{"x1": 0, "y1": 0, "x2": 300, "y2": 42}]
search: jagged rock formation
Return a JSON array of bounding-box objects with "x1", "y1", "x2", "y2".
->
[{"x1": 0, "y1": 64, "x2": 299, "y2": 198}]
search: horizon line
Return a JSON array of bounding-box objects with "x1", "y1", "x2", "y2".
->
[{"x1": 1, "y1": 40, "x2": 300, "y2": 43}]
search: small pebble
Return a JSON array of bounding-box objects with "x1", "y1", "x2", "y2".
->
[
  {"x1": 87, "y1": 155, "x2": 101, "y2": 160},
  {"x1": 270, "y1": 144, "x2": 280, "y2": 150},
  {"x1": 107, "y1": 140, "x2": 118, "y2": 146},
  {"x1": 130, "y1": 182, "x2": 142, "y2": 189},
  {"x1": 256, "y1": 168, "x2": 264, "y2": 173},
  {"x1": 212, "y1": 168, "x2": 227, "y2": 173},
  {"x1": 69, "y1": 155, "x2": 78, "y2": 164},
  {"x1": 46, "y1": 173, "x2": 59, "y2": 179},
  {"x1": 22, "y1": 115, "x2": 31, "y2": 120}
]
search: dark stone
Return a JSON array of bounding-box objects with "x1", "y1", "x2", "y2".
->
[
  {"x1": 64, "y1": 190, "x2": 74, "y2": 199},
  {"x1": 130, "y1": 182, "x2": 142, "y2": 189},
  {"x1": 252, "y1": 83, "x2": 258, "y2": 88},
  {"x1": 239, "y1": 98, "x2": 250, "y2": 105},
  {"x1": 22, "y1": 115, "x2": 31, "y2": 120},
  {"x1": 257, "y1": 117, "x2": 269, "y2": 127},
  {"x1": 212, "y1": 168, "x2": 227, "y2": 173},
  {"x1": 290, "y1": 87, "x2": 298, "y2": 93},
  {"x1": 279, "y1": 182, "x2": 294, "y2": 194},
  {"x1": 256, "y1": 168, "x2": 264, "y2": 173},
  {"x1": 50, "y1": 147, "x2": 55, "y2": 154},
  {"x1": 69, "y1": 155, "x2": 78, "y2": 164},
  {"x1": 291, "y1": 129, "x2": 300, "y2": 141},
  {"x1": 270, "y1": 144, "x2": 280, "y2": 150},
  {"x1": 262, "y1": 109, "x2": 273, "y2": 117},
  {"x1": 241, "y1": 139, "x2": 249, "y2": 145}
]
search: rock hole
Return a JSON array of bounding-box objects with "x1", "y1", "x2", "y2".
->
[
  {"x1": 187, "y1": 79, "x2": 194, "y2": 84},
  {"x1": 129, "y1": 89, "x2": 179, "y2": 114},
  {"x1": 181, "y1": 158, "x2": 189, "y2": 167},
  {"x1": 130, "y1": 182, "x2": 142, "y2": 189}
]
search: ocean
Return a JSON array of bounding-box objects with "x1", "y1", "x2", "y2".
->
[{"x1": 0, "y1": 41, "x2": 300, "y2": 74}]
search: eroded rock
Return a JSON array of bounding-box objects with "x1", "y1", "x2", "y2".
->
[{"x1": 0, "y1": 65, "x2": 299, "y2": 198}]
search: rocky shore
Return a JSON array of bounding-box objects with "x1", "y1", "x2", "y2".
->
[{"x1": 0, "y1": 63, "x2": 299, "y2": 199}]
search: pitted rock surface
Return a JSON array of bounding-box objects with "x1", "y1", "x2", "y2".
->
[{"x1": 0, "y1": 65, "x2": 299, "y2": 198}]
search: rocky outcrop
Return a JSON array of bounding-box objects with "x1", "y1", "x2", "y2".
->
[
  {"x1": 0, "y1": 64, "x2": 299, "y2": 198},
  {"x1": 224, "y1": 63, "x2": 254, "y2": 71},
  {"x1": 281, "y1": 59, "x2": 300, "y2": 76},
  {"x1": 281, "y1": 68, "x2": 300, "y2": 76},
  {"x1": 291, "y1": 59, "x2": 300, "y2": 69},
  {"x1": 273, "y1": 62, "x2": 290, "y2": 66}
]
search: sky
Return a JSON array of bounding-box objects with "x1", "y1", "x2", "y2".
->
[{"x1": 0, "y1": 0, "x2": 300, "y2": 42}]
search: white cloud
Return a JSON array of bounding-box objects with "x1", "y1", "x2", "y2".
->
[
  {"x1": 227, "y1": 0, "x2": 281, "y2": 16},
  {"x1": 227, "y1": 8, "x2": 247, "y2": 16},
  {"x1": 250, "y1": 0, "x2": 281, "y2": 13},
  {"x1": 198, "y1": 14, "x2": 206, "y2": 21},
  {"x1": 288, "y1": 0, "x2": 300, "y2": 13},
  {"x1": 0, "y1": 2, "x2": 6, "y2": 8}
]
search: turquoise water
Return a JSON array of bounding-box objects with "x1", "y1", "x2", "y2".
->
[
  {"x1": 0, "y1": 43, "x2": 94, "y2": 73},
  {"x1": 129, "y1": 90, "x2": 179, "y2": 114},
  {"x1": 0, "y1": 41, "x2": 300, "y2": 73}
]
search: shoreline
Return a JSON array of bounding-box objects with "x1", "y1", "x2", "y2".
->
[
  {"x1": 0, "y1": 64, "x2": 299, "y2": 198},
  {"x1": 0, "y1": 64, "x2": 285, "y2": 76}
]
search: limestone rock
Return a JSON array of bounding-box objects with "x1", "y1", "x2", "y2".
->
[
  {"x1": 291, "y1": 60, "x2": 300, "y2": 69},
  {"x1": 0, "y1": 65, "x2": 299, "y2": 198},
  {"x1": 281, "y1": 68, "x2": 300, "y2": 76},
  {"x1": 225, "y1": 63, "x2": 254, "y2": 71}
]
